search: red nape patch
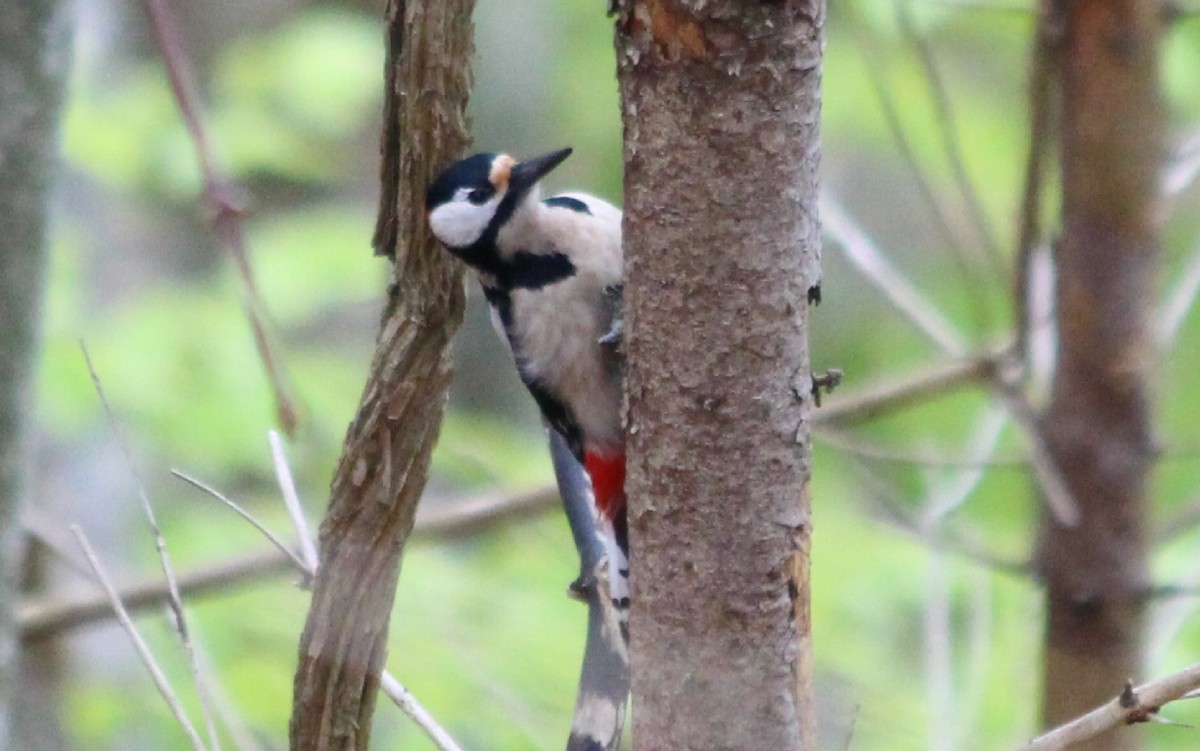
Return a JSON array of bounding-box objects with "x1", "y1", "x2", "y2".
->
[{"x1": 584, "y1": 449, "x2": 626, "y2": 520}]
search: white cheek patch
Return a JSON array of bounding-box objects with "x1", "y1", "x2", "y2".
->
[{"x1": 428, "y1": 196, "x2": 500, "y2": 249}]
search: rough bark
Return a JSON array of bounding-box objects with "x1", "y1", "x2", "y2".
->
[
  {"x1": 615, "y1": 2, "x2": 824, "y2": 749},
  {"x1": 0, "y1": 2, "x2": 71, "y2": 748},
  {"x1": 1036, "y1": 2, "x2": 1163, "y2": 749},
  {"x1": 288, "y1": 2, "x2": 473, "y2": 749}
]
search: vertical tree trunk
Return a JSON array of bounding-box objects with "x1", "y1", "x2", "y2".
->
[
  {"x1": 615, "y1": 2, "x2": 824, "y2": 749},
  {"x1": 0, "y1": 2, "x2": 71, "y2": 749},
  {"x1": 1037, "y1": 2, "x2": 1162, "y2": 748},
  {"x1": 289, "y1": 2, "x2": 473, "y2": 749}
]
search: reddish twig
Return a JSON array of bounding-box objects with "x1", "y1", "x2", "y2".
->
[{"x1": 141, "y1": 0, "x2": 299, "y2": 435}]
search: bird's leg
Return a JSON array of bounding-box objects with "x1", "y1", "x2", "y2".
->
[{"x1": 598, "y1": 284, "x2": 624, "y2": 348}]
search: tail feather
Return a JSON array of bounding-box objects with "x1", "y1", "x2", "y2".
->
[{"x1": 551, "y1": 431, "x2": 629, "y2": 751}]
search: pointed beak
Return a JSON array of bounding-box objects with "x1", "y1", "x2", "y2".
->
[{"x1": 508, "y1": 147, "x2": 573, "y2": 196}]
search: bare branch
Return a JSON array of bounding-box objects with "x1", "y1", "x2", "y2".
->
[
  {"x1": 22, "y1": 506, "x2": 98, "y2": 581},
  {"x1": 853, "y1": 32, "x2": 979, "y2": 299},
  {"x1": 266, "y1": 431, "x2": 319, "y2": 573},
  {"x1": 141, "y1": 0, "x2": 299, "y2": 435},
  {"x1": 1013, "y1": 0, "x2": 1061, "y2": 364},
  {"x1": 821, "y1": 195, "x2": 1079, "y2": 526},
  {"x1": 188, "y1": 627, "x2": 271, "y2": 751},
  {"x1": 813, "y1": 354, "x2": 996, "y2": 426},
  {"x1": 989, "y1": 382, "x2": 1080, "y2": 527},
  {"x1": 171, "y1": 469, "x2": 312, "y2": 578},
  {"x1": 81, "y1": 344, "x2": 222, "y2": 750},
  {"x1": 413, "y1": 485, "x2": 558, "y2": 540},
  {"x1": 70, "y1": 526, "x2": 208, "y2": 751},
  {"x1": 379, "y1": 672, "x2": 468, "y2": 751},
  {"x1": 924, "y1": 553, "x2": 955, "y2": 751},
  {"x1": 1147, "y1": 509, "x2": 1200, "y2": 668},
  {"x1": 20, "y1": 482, "x2": 562, "y2": 641},
  {"x1": 919, "y1": 404, "x2": 1009, "y2": 527},
  {"x1": 1156, "y1": 234, "x2": 1200, "y2": 346},
  {"x1": 853, "y1": 460, "x2": 1031, "y2": 577},
  {"x1": 1164, "y1": 130, "x2": 1200, "y2": 197},
  {"x1": 911, "y1": 0, "x2": 1034, "y2": 11},
  {"x1": 898, "y1": 2, "x2": 1003, "y2": 277},
  {"x1": 1019, "y1": 665, "x2": 1200, "y2": 750},
  {"x1": 817, "y1": 429, "x2": 1027, "y2": 469},
  {"x1": 19, "y1": 547, "x2": 295, "y2": 641},
  {"x1": 821, "y1": 193, "x2": 968, "y2": 356},
  {"x1": 1156, "y1": 494, "x2": 1200, "y2": 545}
]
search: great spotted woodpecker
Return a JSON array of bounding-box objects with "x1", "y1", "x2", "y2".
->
[{"x1": 425, "y1": 148, "x2": 629, "y2": 616}]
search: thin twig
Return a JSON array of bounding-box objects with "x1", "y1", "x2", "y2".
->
[
  {"x1": 899, "y1": 2, "x2": 1004, "y2": 280},
  {"x1": 854, "y1": 31, "x2": 980, "y2": 300},
  {"x1": 1156, "y1": 234, "x2": 1200, "y2": 347},
  {"x1": 268, "y1": 430, "x2": 319, "y2": 573},
  {"x1": 989, "y1": 380, "x2": 1080, "y2": 527},
  {"x1": 1144, "y1": 583, "x2": 1200, "y2": 600},
  {"x1": 414, "y1": 485, "x2": 559, "y2": 539},
  {"x1": 1156, "y1": 494, "x2": 1200, "y2": 545},
  {"x1": 379, "y1": 672, "x2": 468, "y2": 751},
  {"x1": 70, "y1": 526, "x2": 209, "y2": 751},
  {"x1": 853, "y1": 459, "x2": 1031, "y2": 577},
  {"x1": 1164, "y1": 130, "x2": 1200, "y2": 197},
  {"x1": 820, "y1": 192, "x2": 968, "y2": 356},
  {"x1": 21, "y1": 483, "x2": 563, "y2": 641},
  {"x1": 1019, "y1": 664, "x2": 1200, "y2": 750},
  {"x1": 924, "y1": 551, "x2": 955, "y2": 751},
  {"x1": 919, "y1": 404, "x2": 1009, "y2": 527},
  {"x1": 1022, "y1": 243, "x2": 1057, "y2": 391},
  {"x1": 817, "y1": 429, "x2": 1027, "y2": 469},
  {"x1": 268, "y1": 432, "x2": 468, "y2": 751},
  {"x1": 912, "y1": 0, "x2": 1034, "y2": 11},
  {"x1": 1147, "y1": 510, "x2": 1200, "y2": 668},
  {"x1": 958, "y1": 569, "x2": 995, "y2": 744},
  {"x1": 141, "y1": 0, "x2": 299, "y2": 435},
  {"x1": 822, "y1": 193, "x2": 1079, "y2": 526},
  {"x1": 19, "y1": 547, "x2": 297, "y2": 641},
  {"x1": 915, "y1": 406, "x2": 1008, "y2": 748},
  {"x1": 81, "y1": 344, "x2": 223, "y2": 751},
  {"x1": 814, "y1": 353, "x2": 998, "y2": 426},
  {"x1": 1013, "y1": 0, "x2": 1061, "y2": 364},
  {"x1": 193, "y1": 639, "x2": 269, "y2": 751},
  {"x1": 171, "y1": 469, "x2": 311, "y2": 577},
  {"x1": 22, "y1": 507, "x2": 98, "y2": 581}
]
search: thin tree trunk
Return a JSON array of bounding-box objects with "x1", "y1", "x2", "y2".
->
[
  {"x1": 288, "y1": 2, "x2": 473, "y2": 749},
  {"x1": 0, "y1": 2, "x2": 71, "y2": 749},
  {"x1": 1037, "y1": 2, "x2": 1163, "y2": 749},
  {"x1": 615, "y1": 2, "x2": 824, "y2": 749}
]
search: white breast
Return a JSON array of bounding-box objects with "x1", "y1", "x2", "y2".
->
[{"x1": 504, "y1": 196, "x2": 624, "y2": 450}]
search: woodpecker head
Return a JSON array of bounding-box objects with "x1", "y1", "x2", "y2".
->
[{"x1": 426, "y1": 147, "x2": 573, "y2": 251}]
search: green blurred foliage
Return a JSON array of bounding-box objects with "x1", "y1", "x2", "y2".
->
[{"x1": 37, "y1": 1, "x2": 1200, "y2": 750}]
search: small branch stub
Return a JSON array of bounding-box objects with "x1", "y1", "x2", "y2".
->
[{"x1": 811, "y1": 368, "x2": 843, "y2": 407}]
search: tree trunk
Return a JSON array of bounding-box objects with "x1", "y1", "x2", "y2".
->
[
  {"x1": 288, "y1": 2, "x2": 473, "y2": 749},
  {"x1": 615, "y1": 2, "x2": 824, "y2": 749},
  {"x1": 0, "y1": 2, "x2": 71, "y2": 749},
  {"x1": 1037, "y1": 2, "x2": 1162, "y2": 749}
]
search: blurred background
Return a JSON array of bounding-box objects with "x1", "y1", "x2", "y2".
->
[{"x1": 22, "y1": 0, "x2": 1200, "y2": 748}]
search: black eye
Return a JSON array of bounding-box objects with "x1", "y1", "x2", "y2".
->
[{"x1": 467, "y1": 188, "x2": 489, "y2": 205}]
